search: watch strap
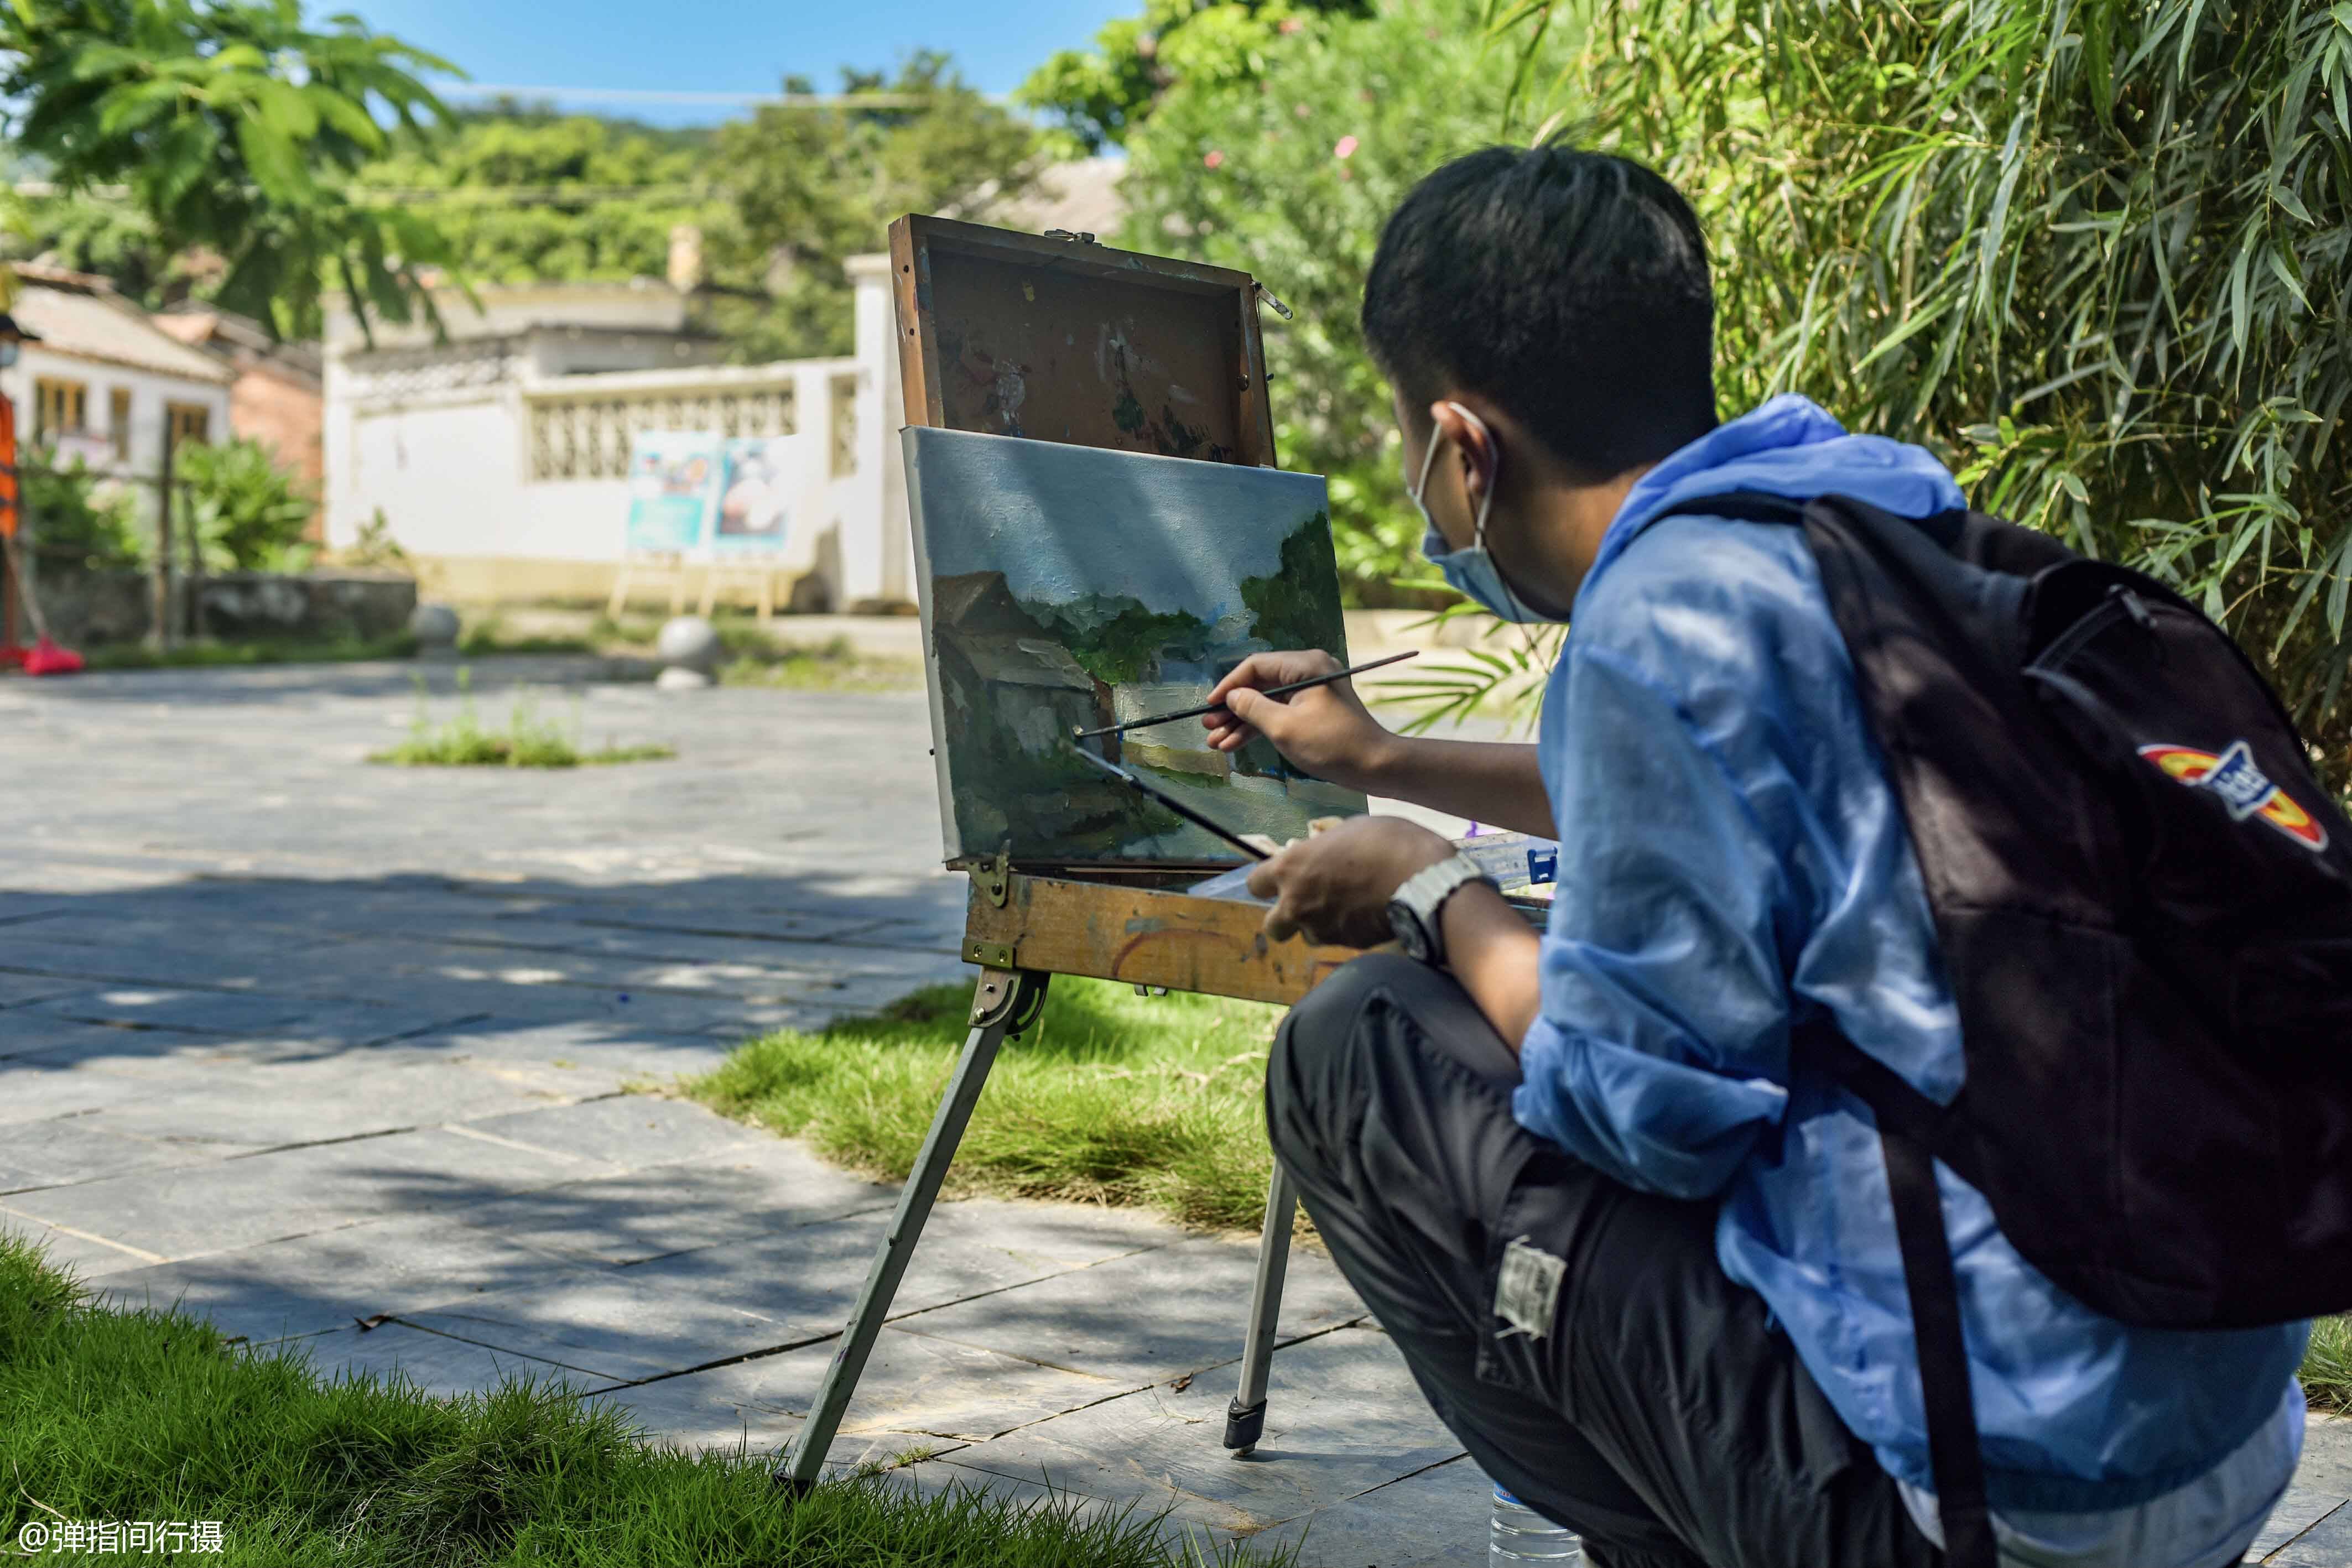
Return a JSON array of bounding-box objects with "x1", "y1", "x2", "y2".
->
[{"x1": 1391, "y1": 853, "x2": 1492, "y2": 967}]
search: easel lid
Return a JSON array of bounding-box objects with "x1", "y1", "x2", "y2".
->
[{"x1": 887, "y1": 215, "x2": 1276, "y2": 468}]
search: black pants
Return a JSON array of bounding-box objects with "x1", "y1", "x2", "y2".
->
[{"x1": 1267, "y1": 954, "x2": 1943, "y2": 1568}]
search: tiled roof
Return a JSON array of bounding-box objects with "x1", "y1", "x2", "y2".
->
[
  {"x1": 955, "y1": 158, "x2": 1128, "y2": 241},
  {"x1": 9, "y1": 270, "x2": 233, "y2": 384}
]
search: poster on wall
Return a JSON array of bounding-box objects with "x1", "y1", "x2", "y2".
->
[
  {"x1": 712, "y1": 435, "x2": 806, "y2": 554},
  {"x1": 623, "y1": 431, "x2": 721, "y2": 554}
]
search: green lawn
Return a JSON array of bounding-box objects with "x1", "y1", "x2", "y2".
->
[
  {"x1": 0, "y1": 1233, "x2": 1278, "y2": 1567},
  {"x1": 685, "y1": 978, "x2": 1286, "y2": 1234}
]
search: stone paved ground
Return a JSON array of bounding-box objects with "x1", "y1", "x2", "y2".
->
[{"x1": 2, "y1": 658, "x2": 2347, "y2": 1566}]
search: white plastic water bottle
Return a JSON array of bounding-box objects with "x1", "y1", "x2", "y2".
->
[{"x1": 1490, "y1": 1484, "x2": 1584, "y2": 1562}]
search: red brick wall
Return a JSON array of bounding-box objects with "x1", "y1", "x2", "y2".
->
[{"x1": 231, "y1": 364, "x2": 324, "y2": 540}]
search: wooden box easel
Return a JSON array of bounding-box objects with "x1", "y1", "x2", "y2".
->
[{"x1": 776, "y1": 216, "x2": 1362, "y2": 1489}]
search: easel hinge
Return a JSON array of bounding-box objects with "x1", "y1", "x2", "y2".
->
[
  {"x1": 965, "y1": 939, "x2": 1016, "y2": 968},
  {"x1": 977, "y1": 843, "x2": 1012, "y2": 907}
]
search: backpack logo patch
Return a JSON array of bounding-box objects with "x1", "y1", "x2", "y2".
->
[{"x1": 2139, "y1": 741, "x2": 2329, "y2": 851}]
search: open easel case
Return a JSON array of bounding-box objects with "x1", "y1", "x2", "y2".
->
[{"x1": 775, "y1": 216, "x2": 1370, "y2": 1491}]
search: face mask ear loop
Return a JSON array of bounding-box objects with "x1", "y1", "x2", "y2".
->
[{"x1": 1452, "y1": 408, "x2": 1548, "y2": 648}]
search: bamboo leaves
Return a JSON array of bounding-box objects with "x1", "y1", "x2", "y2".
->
[{"x1": 1454, "y1": 0, "x2": 2352, "y2": 773}]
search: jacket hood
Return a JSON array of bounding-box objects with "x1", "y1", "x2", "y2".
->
[{"x1": 1575, "y1": 394, "x2": 1969, "y2": 616}]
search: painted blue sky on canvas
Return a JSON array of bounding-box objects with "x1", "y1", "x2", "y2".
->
[{"x1": 903, "y1": 430, "x2": 1328, "y2": 620}]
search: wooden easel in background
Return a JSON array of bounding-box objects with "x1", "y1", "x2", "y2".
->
[
  {"x1": 605, "y1": 552, "x2": 690, "y2": 621},
  {"x1": 777, "y1": 216, "x2": 1369, "y2": 1491},
  {"x1": 696, "y1": 560, "x2": 778, "y2": 623}
]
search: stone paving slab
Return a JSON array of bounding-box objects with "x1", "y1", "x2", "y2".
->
[
  {"x1": 2271, "y1": 1504, "x2": 2352, "y2": 1568},
  {"x1": 0, "y1": 1116, "x2": 220, "y2": 1194},
  {"x1": 895, "y1": 1234, "x2": 1368, "y2": 1387},
  {"x1": 591, "y1": 1324, "x2": 1130, "y2": 1447},
  {"x1": 0, "y1": 971, "x2": 90, "y2": 1008},
  {"x1": 0, "y1": 1051, "x2": 182, "y2": 1124},
  {"x1": 1243, "y1": 1455, "x2": 1487, "y2": 1568},
  {"x1": 435, "y1": 1140, "x2": 895, "y2": 1266},
  {"x1": 939, "y1": 1327, "x2": 1464, "y2": 1538},
  {"x1": 4, "y1": 1125, "x2": 598, "y2": 1260},
  {"x1": 391, "y1": 1200, "x2": 1185, "y2": 1388},
  {"x1": 367, "y1": 1018, "x2": 743, "y2": 1092},
  {"x1": 293, "y1": 1319, "x2": 611, "y2": 1398},
  {"x1": 95, "y1": 1210, "x2": 603, "y2": 1345},
  {"x1": 2256, "y1": 1489, "x2": 2352, "y2": 1562},
  {"x1": 79, "y1": 1060, "x2": 594, "y2": 1155},
  {"x1": 28, "y1": 986, "x2": 336, "y2": 1036}
]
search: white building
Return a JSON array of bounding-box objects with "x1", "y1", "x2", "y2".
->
[
  {"x1": 321, "y1": 260, "x2": 913, "y2": 612},
  {"x1": 1, "y1": 264, "x2": 235, "y2": 486}
]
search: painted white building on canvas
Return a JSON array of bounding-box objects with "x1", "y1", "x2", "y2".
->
[{"x1": 321, "y1": 256, "x2": 914, "y2": 612}]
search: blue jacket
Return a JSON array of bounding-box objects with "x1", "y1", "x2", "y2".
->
[{"x1": 1513, "y1": 394, "x2": 2308, "y2": 1512}]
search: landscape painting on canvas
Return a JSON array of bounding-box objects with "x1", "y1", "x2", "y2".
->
[{"x1": 904, "y1": 426, "x2": 1367, "y2": 863}]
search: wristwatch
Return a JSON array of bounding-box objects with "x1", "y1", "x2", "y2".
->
[{"x1": 1386, "y1": 854, "x2": 1494, "y2": 968}]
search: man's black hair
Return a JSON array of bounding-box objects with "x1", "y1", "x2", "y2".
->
[{"x1": 1361, "y1": 145, "x2": 1718, "y2": 483}]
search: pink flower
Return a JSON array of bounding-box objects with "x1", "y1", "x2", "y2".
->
[
  {"x1": 1277, "y1": 15, "x2": 1303, "y2": 32},
  {"x1": 1334, "y1": 134, "x2": 1359, "y2": 160},
  {"x1": 1204, "y1": 149, "x2": 1225, "y2": 169}
]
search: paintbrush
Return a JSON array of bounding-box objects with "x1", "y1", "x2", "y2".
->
[
  {"x1": 1065, "y1": 742, "x2": 1273, "y2": 862},
  {"x1": 1069, "y1": 650, "x2": 1419, "y2": 742}
]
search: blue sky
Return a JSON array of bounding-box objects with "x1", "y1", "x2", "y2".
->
[{"x1": 345, "y1": 0, "x2": 1135, "y2": 127}]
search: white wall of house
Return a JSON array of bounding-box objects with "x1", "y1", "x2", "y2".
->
[
  {"x1": 1, "y1": 346, "x2": 232, "y2": 485},
  {"x1": 322, "y1": 262, "x2": 907, "y2": 610}
]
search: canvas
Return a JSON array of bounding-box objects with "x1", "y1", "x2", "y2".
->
[{"x1": 904, "y1": 426, "x2": 1367, "y2": 864}]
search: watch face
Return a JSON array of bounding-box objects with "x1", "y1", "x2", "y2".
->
[{"x1": 1387, "y1": 902, "x2": 1430, "y2": 962}]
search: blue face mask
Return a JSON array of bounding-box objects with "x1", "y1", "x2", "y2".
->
[{"x1": 1409, "y1": 405, "x2": 1553, "y2": 624}]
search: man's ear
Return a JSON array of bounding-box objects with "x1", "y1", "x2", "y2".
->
[{"x1": 1429, "y1": 400, "x2": 1498, "y2": 505}]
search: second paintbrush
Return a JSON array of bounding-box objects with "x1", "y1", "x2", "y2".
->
[{"x1": 1070, "y1": 650, "x2": 1419, "y2": 743}]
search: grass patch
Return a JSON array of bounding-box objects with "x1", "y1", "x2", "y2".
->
[
  {"x1": 0, "y1": 1232, "x2": 1276, "y2": 1566},
  {"x1": 80, "y1": 632, "x2": 418, "y2": 671},
  {"x1": 457, "y1": 614, "x2": 596, "y2": 658},
  {"x1": 716, "y1": 632, "x2": 922, "y2": 693},
  {"x1": 371, "y1": 671, "x2": 675, "y2": 769},
  {"x1": 685, "y1": 978, "x2": 1286, "y2": 1233},
  {"x1": 2306, "y1": 1316, "x2": 2352, "y2": 1415}
]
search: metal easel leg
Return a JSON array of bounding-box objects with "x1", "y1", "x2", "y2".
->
[
  {"x1": 774, "y1": 966, "x2": 1048, "y2": 1495},
  {"x1": 1224, "y1": 1159, "x2": 1299, "y2": 1456}
]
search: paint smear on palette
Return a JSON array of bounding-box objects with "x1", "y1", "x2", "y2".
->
[{"x1": 903, "y1": 426, "x2": 1367, "y2": 863}]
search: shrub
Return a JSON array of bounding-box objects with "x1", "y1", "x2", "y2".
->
[{"x1": 176, "y1": 437, "x2": 317, "y2": 574}]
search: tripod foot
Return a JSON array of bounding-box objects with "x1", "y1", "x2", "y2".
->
[{"x1": 1223, "y1": 1395, "x2": 1267, "y2": 1454}]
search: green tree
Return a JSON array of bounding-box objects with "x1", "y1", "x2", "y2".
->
[
  {"x1": 707, "y1": 54, "x2": 1040, "y2": 362},
  {"x1": 1018, "y1": 0, "x2": 1373, "y2": 153},
  {"x1": 1, "y1": 191, "x2": 190, "y2": 308},
  {"x1": 0, "y1": 0, "x2": 464, "y2": 339},
  {"x1": 1117, "y1": 1, "x2": 1567, "y2": 592},
  {"x1": 350, "y1": 106, "x2": 732, "y2": 289}
]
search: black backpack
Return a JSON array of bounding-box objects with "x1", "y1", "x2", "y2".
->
[{"x1": 1684, "y1": 491, "x2": 2352, "y2": 1568}]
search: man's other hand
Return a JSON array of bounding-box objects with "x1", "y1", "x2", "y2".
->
[
  {"x1": 1247, "y1": 815, "x2": 1454, "y2": 947},
  {"x1": 1205, "y1": 650, "x2": 1396, "y2": 794}
]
